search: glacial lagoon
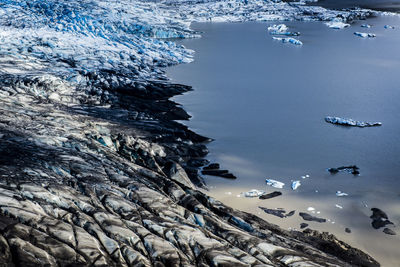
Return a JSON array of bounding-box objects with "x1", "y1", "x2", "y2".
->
[{"x1": 167, "y1": 16, "x2": 400, "y2": 266}]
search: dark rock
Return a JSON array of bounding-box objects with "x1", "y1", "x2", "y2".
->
[
  {"x1": 201, "y1": 169, "x2": 236, "y2": 179},
  {"x1": 300, "y1": 223, "x2": 309, "y2": 229},
  {"x1": 259, "y1": 207, "x2": 295, "y2": 218},
  {"x1": 383, "y1": 228, "x2": 396, "y2": 235},
  {"x1": 328, "y1": 165, "x2": 360, "y2": 175},
  {"x1": 259, "y1": 191, "x2": 282, "y2": 200},
  {"x1": 370, "y1": 208, "x2": 393, "y2": 229},
  {"x1": 187, "y1": 158, "x2": 210, "y2": 168},
  {"x1": 345, "y1": 228, "x2": 351, "y2": 233},
  {"x1": 299, "y1": 212, "x2": 326, "y2": 223},
  {"x1": 203, "y1": 163, "x2": 220, "y2": 170}
]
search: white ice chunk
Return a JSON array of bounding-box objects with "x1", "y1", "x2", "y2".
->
[
  {"x1": 268, "y1": 24, "x2": 288, "y2": 33},
  {"x1": 336, "y1": 191, "x2": 348, "y2": 197},
  {"x1": 335, "y1": 204, "x2": 343, "y2": 209},
  {"x1": 291, "y1": 181, "x2": 301, "y2": 190},
  {"x1": 266, "y1": 179, "x2": 285, "y2": 188},
  {"x1": 244, "y1": 189, "x2": 265, "y2": 198},
  {"x1": 325, "y1": 21, "x2": 350, "y2": 29}
]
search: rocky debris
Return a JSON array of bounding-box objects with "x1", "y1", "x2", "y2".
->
[
  {"x1": 299, "y1": 213, "x2": 327, "y2": 223},
  {"x1": 300, "y1": 223, "x2": 309, "y2": 229},
  {"x1": 370, "y1": 208, "x2": 394, "y2": 229},
  {"x1": 383, "y1": 228, "x2": 396, "y2": 235},
  {"x1": 259, "y1": 191, "x2": 282, "y2": 200},
  {"x1": 259, "y1": 207, "x2": 295, "y2": 218},
  {"x1": 328, "y1": 165, "x2": 360, "y2": 175},
  {"x1": 325, "y1": 116, "x2": 382, "y2": 127},
  {"x1": 345, "y1": 228, "x2": 352, "y2": 233},
  {"x1": 293, "y1": 229, "x2": 379, "y2": 267}
]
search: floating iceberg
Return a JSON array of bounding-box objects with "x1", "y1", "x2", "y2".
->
[
  {"x1": 291, "y1": 181, "x2": 301, "y2": 190},
  {"x1": 336, "y1": 191, "x2": 348, "y2": 197},
  {"x1": 325, "y1": 21, "x2": 350, "y2": 29},
  {"x1": 269, "y1": 31, "x2": 300, "y2": 36},
  {"x1": 273, "y1": 37, "x2": 303, "y2": 45},
  {"x1": 335, "y1": 204, "x2": 343, "y2": 209},
  {"x1": 384, "y1": 25, "x2": 395, "y2": 29},
  {"x1": 325, "y1": 116, "x2": 382, "y2": 127},
  {"x1": 244, "y1": 189, "x2": 265, "y2": 198},
  {"x1": 266, "y1": 179, "x2": 285, "y2": 188},
  {"x1": 361, "y1": 24, "x2": 372, "y2": 28},
  {"x1": 354, "y1": 32, "x2": 376, "y2": 38}
]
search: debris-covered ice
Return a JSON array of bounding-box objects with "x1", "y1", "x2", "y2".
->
[
  {"x1": 354, "y1": 32, "x2": 376, "y2": 38},
  {"x1": 328, "y1": 165, "x2": 360, "y2": 175},
  {"x1": 325, "y1": 116, "x2": 382, "y2": 127},
  {"x1": 259, "y1": 207, "x2": 295, "y2": 218},
  {"x1": 266, "y1": 179, "x2": 285, "y2": 188}
]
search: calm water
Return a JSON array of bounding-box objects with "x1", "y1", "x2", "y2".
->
[{"x1": 166, "y1": 16, "x2": 400, "y2": 266}]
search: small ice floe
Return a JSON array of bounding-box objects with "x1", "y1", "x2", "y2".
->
[
  {"x1": 307, "y1": 207, "x2": 315, "y2": 212},
  {"x1": 354, "y1": 32, "x2": 376, "y2": 38},
  {"x1": 268, "y1": 24, "x2": 288, "y2": 32},
  {"x1": 272, "y1": 37, "x2": 303, "y2": 45},
  {"x1": 325, "y1": 21, "x2": 350, "y2": 29},
  {"x1": 291, "y1": 180, "x2": 301, "y2": 190},
  {"x1": 361, "y1": 24, "x2": 371, "y2": 28},
  {"x1": 244, "y1": 189, "x2": 265, "y2": 198},
  {"x1": 325, "y1": 116, "x2": 382, "y2": 127},
  {"x1": 384, "y1": 25, "x2": 395, "y2": 29},
  {"x1": 335, "y1": 204, "x2": 343, "y2": 209},
  {"x1": 266, "y1": 179, "x2": 285, "y2": 188},
  {"x1": 225, "y1": 192, "x2": 232, "y2": 195},
  {"x1": 269, "y1": 30, "x2": 300, "y2": 36},
  {"x1": 336, "y1": 191, "x2": 348, "y2": 197}
]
